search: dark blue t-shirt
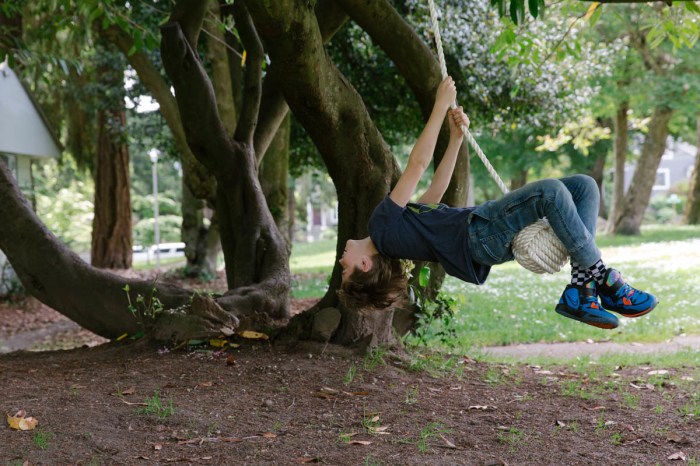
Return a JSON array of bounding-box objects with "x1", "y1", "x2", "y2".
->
[{"x1": 368, "y1": 196, "x2": 490, "y2": 285}]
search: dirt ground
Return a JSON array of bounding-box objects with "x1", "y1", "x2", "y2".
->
[{"x1": 1, "y1": 274, "x2": 700, "y2": 465}]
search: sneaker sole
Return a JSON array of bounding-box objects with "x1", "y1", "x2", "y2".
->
[
  {"x1": 605, "y1": 301, "x2": 658, "y2": 318},
  {"x1": 555, "y1": 305, "x2": 619, "y2": 329}
]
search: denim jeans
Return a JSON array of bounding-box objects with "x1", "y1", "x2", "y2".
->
[{"x1": 467, "y1": 175, "x2": 602, "y2": 269}]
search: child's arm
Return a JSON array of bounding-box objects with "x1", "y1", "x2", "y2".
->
[
  {"x1": 417, "y1": 107, "x2": 469, "y2": 204},
  {"x1": 389, "y1": 77, "x2": 457, "y2": 208}
]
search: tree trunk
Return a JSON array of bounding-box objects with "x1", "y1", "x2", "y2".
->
[
  {"x1": 99, "y1": 22, "x2": 217, "y2": 203},
  {"x1": 685, "y1": 116, "x2": 700, "y2": 224},
  {"x1": 589, "y1": 147, "x2": 607, "y2": 220},
  {"x1": 181, "y1": 181, "x2": 219, "y2": 278},
  {"x1": 161, "y1": 1, "x2": 290, "y2": 319},
  {"x1": 259, "y1": 114, "x2": 291, "y2": 246},
  {"x1": 247, "y1": 1, "x2": 402, "y2": 346},
  {"x1": 612, "y1": 106, "x2": 673, "y2": 235},
  {"x1": 90, "y1": 44, "x2": 132, "y2": 269},
  {"x1": 607, "y1": 100, "x2": 628, "y2": 233}
]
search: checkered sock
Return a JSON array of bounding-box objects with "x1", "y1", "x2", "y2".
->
[
  {"x1": 585, "y1": 259, "x2": 609, "y2": 286},
  {"x1": 570, "y1": 263, "x2": 589, "y2": 286}
]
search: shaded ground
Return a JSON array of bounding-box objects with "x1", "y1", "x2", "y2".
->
[
  {"x1": 2, "y1": 339, "x2": 700, "y2": 465},
  {"x1": 1, "y1": 272, "x2": 700, "y2": 464}
]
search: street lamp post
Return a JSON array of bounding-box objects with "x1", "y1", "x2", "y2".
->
[{"x1": 149, "y1": 148, "x2": 161, "y2": 271}]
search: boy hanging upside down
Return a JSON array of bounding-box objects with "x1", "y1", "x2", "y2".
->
[{"x1": 338, "y1": 77, "x2": 657, "y2": 329}]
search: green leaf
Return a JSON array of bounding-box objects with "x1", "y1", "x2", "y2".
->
[
  {"x1": 528, "y1": 0, "x2": 538, "y2": 19},
  {"x1": 509, "y1": 0, "x2": 519, "y2": 23},
  {"x1": 685, "y1": 1, "x2": 700, "y2": 13},
  {"x1": 589, "y1": 6, "x2": 603, "y2": 27},
  {"x1": 88, "y1": 6, "x2": 104, "y2": 23},
  {"x1": 419, "y1": 266, "x2": 430, "y2": 288}
]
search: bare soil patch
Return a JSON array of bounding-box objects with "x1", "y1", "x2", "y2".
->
[
  {"x1": 1, "y1": 271, "x2": 699, "y2": 464},
  {"x1": 2, "y1": 340, "x2": 700, "y2": 465}
]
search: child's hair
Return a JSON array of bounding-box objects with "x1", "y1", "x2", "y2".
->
[{"x1": 338, "y1": 253, "x2": 408, "y2": 310}]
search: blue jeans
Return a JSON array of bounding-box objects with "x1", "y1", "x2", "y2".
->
[{"x1": 467, "y1": 175, "x2": 602, "y2": 269}]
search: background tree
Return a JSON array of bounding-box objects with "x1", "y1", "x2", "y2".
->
[
  {"x1": 686, "y1": 116, "x2": 700, "y2": 223},
  {"x1": 90, "y1": 41, "x2": 133, "y2": 269}
]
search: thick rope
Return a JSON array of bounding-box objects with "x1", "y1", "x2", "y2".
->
[{"x1": 426, "y1": 0, "x2": 568, "y2": 274}]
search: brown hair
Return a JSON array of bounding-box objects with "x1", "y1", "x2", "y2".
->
[{"x1": 338, "y1": 253, "x2": 408, "y2": 310}]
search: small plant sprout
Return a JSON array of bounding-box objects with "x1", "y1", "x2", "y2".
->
[
  {"x1": 610, "y1": 431, "x2": 623, "y2": 445},
  {"x1": 417, "y1": 423, "x2": 448, "y2": 453},
  {"x1": 363, "y1": 347, "x2": 387, "y2": 371},
  {"x1": 404, "y1": 386, "x2": 419, "y2": 405},
  {"x1": 33, "y1": 429, "x2": 54, "y2": 450},
  {"x1": 497, "y1": 427, "x2": 524, "y2": 453},
  {"x1": 344, "y1": 364, "x2": 357, "y2": 386},
  {"x1": 138, "y1": 388, "x2": 175, "y2": 419},
  {"x1": 594, "y1": 415, "x2": 607, "y2": 434},
  {"x1": 568, "y1": 421, "x2": 580, "y2": 433},
  {"x1": 361, "y1": 404, "x2": 381, "y2": 434},
  {"x1": 623, "y1": 392, "x2": 639, "y2": 410}
]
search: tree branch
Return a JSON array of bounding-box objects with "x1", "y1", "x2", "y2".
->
[
  {"x1": 338, "y1": 0, "x2": 470, "y2": 205},
  {"x1": 0, "y1": 161, "x2": 193, "y2": 339},
  {"x1": 253, "y1": 0, "x2": 349, "y2": 162},
  {"x1": 233, "y1": 1, "x2": 263, "y2": 145},
  {"x1": 169, "y1": 0, "x2": 209, "y2": 51},
  {"x1": 161, "y1": 19, "x2": 237, "y2": 174}
]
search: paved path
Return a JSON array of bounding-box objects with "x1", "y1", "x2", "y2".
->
[{"x1": 482, "y1": 335, "x2": 700, "y2": 360}]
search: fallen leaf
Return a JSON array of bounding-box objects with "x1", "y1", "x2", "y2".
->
[
  {"x1": 368, "y1": 425, "x2": 390, "y2": 435},
  {"x1": 668, "y1": 451, "x2": 687, "y2": 461},
  {"x1": 226, "y1": 355, "x2": 236, "y2": 366},
  {"x1": 648, "y1": 370, "x2": 669, "y2": 376},
  {"x1": 121, "y1": 400, "x2": 148, "y2": 406},
  {"x1": 667, "y1": 432, "x2": 691, "y2": 445},
  {"x1": 348, "y1": 440, "x2": 372, "y2": 445},
  {"x1": 261, "y1": 432, "x2": 277, "y2": 438},
  {"x1": 312, "y1": 391, "x2": 336, "y2": 400},
  {"x1": 586, "y1": 406, "x2": 606, "y2": 411},
  {"x1": 440, "y1": 434, "x2": 457, "y2": 448},
  {"x1": 197, "y1": 381, "x2": 213, "y2": 388},
  {"x1": 154, "y1": 444, "x2": 162, "y2": 451},
  {"x1": 7, "y1": 411, "x2": 38, "y2": 430},
  {"x1": 555, "y1": 420, "x2": 567, "y2": 427},
  {"x1": 237, "y1": 330, "x2": 269, "y2": 340},
  {"x1": 209, "y1": 339, "x2": 227, "y2": 348},
  {"x1": 122, "y1": 387, "x2": 136, "y2": 395}
]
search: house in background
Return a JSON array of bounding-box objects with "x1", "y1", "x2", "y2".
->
[
  {"x1": 0, "y1": 58, "x2": 62, "y2": 296},
  {"x1": 623, "y1": 137, "x2": 697, "y2": 196}
]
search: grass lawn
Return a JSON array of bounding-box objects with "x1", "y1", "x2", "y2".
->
[{"x1": 290, "y1": 225, "x2": 700, "y2": 349}]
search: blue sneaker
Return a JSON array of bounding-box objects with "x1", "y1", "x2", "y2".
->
[
  {"x1": 555, "y1": 280, "x2": 619, "y2": 329},
  {"x1": 598, "y1": 269, "x2": 658, "y2": 317}
]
